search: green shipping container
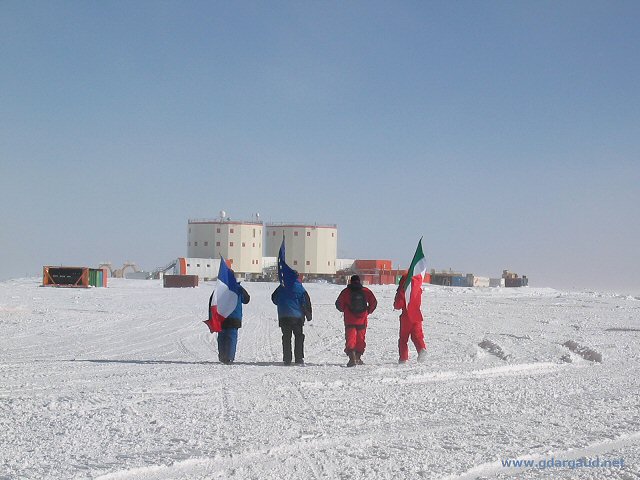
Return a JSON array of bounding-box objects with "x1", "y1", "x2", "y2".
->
[{"x1": 89, "y1": 269, "x2": 104, "y2": 287}]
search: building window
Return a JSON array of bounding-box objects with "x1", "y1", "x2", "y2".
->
[
  {"x1": 207, "y1": 264, "x2": 210, "y2": 268},
  {"x1": 253, "y1": 229, "x2": 256, "y2": 238},
  {"x1": 332, "y1": 232, "x2": 335, "y2": 237},
  {"x1": 306, "y1": 261, "x2": 310, "y2": 266},
  {"x1": 204, "y1": 242, "x2": 208, "y2": 246},
  {"x1": 217, "y1": 228, "x2": 220, "y2": 233},
  {"x1": 189, "y1": 228, "x2": 191, "y2": 233},
  {"x1": 293, "y1": 261, "x2": 298, "y2": 265},
  {"x1": 272, "y1": 231, "x2": 276, "y2": 236},
  {"x1": 197, "y1": 264, "x2": 200, "y2": 267},
  {"x1": 307, "y1": 232, "x2": 311, "y2": 237},
  {"x1": 328, "y1": 261, "x2": 331, "y2": 266},
  {"x1": 294, "y1": 231, "x2": 298, "y2": 236},
  {"x1": 230, "y1": 242, "x2": 234, "y2": 247},
  {"x1": 188, "y1": 242, "x2": 191, "y2": 246},
  {"x1": 230, "y1": 228, "x2": 234, "y2": 234},
  {"x1": 187, "y1": 263, "x2": 191, "y2": 267},
  {"x1": 253, "y1": 243, "x2": 255, "y2": 247},
  {"x1": 242, "y1": 242, "x2": 245, "y2": 247},
  {"x1": 216, "y1": 242, "x2": 220, "y2": 247},
  {"x1": 194, "y1": 242, "x2": 198, "y2": 246}
]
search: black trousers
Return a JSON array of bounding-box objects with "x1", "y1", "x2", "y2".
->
[{"x1": 280, "y1": 320, "x2": 304, "y2": 363}]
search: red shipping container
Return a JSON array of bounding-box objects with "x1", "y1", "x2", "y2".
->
[
  {"x1": 361, "y1": 274, "x2": 378, "y2": 285},
  {"x1": 354, "y1": 259, "x2": 392, "y2": 271},
  {"x1": 380, "y1": 274, "x2": 396, "y2": 285}
]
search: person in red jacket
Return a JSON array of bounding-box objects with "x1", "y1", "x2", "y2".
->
[
  {"x1": 394, "y1": 274, "x2": 427, "y2": 363},
  {"x1": 335, "y1": 275, "x2": 377, "y2": 367}
]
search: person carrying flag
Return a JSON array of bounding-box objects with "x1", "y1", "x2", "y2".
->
[
  {"x1": 394, "y1": 239, "x2": 428, "y2": 364},
  {"x1": 204, "y1": 259, "x2": 250, "y2": 364},
  {"x1": 335, "y1": 275, "x2": 377, "y2": 367},
  {"x1": 271, "y1": 236, "x2": 312, "y2": 365}
]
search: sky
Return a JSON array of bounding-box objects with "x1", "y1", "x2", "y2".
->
[{"x1": 1, "y1": 1, "x2": 639, "y2": 293}]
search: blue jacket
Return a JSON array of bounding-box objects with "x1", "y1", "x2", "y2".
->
[{"x1": 271, "y1": 282, "x2": 312, "y2": 321}]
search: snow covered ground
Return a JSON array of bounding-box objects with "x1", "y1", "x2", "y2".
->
[{"x1": 1, "y1": 278, "x2": 639, "y2": 479}]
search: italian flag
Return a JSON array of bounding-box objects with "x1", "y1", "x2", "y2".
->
[{"x1": 404, "y1": 238, "x2": 427, "y2": 320}]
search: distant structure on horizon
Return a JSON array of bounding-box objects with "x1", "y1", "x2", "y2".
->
[
  {"x1": 186, "y1": 213, "x2": 338, "y2": 279},
  {"x1": 264, "y1": 223, "x2": 338, "y2": 276},
  {"x1": 187, "y1": 211, "x2": 263, "y2": 275},
  {"x1": 126, "y1": 210, "x2": 530, "y2": 287}
]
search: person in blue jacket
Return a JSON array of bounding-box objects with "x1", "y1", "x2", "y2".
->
[
  {"x1": 271, "y1": 275, "x2": 312, "y2": 365},
  {"x1": 209, "y1": 281, "x2": 250, "y2": 364}
]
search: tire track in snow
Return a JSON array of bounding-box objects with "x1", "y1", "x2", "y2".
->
[
  {"x1": 94, "y1": 434, "x2": 373, "y2": 480},
  {"x1": 286, "y1": 378, "x2": 336, "y2": 480},
  {"x1": 440, "y1": 431, "x2": 640, "y2": 480},
  {"x1": 301, "y1": 362, "x2": 576, "y2": 390},
  {"x1": 175, "y1": 337, "x2": 203, "y2": 362},
  {"x1": 303, "y1": 310, "x2": 344, "y2": 361}
]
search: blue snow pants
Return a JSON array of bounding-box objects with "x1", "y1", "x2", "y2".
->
[{"x1": 217, "y1": 328, "x2": 238, "y2": 363}]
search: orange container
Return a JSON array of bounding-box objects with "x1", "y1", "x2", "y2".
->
[{"x1": 354, "y1": 259, "x2": 392, "y2": 271}]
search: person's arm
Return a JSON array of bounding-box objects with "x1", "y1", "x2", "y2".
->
[
  {"x1": 303, "y1": 290, "x2": 312, "y2": 321},
  {"x1": 366, "y1": 289, "x2": 378, "y2": 314},
  {"x1": 335, "y1": 290, "x2": 345, "y2": 312},
  {"x1": 240, "y1": 286, "x2": 250, "y2": 304},
  {"x1": 271, "y1": 286, "x2": 280, "y2": 305},
  {"x1": 393, "y1": 287, "x2": 404, "y2": 310}
]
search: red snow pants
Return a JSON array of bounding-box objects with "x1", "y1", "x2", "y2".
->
[
  {"x1": 344, "y1": 326, "x2": 367, "y2": 354},
  {"x1": 398, "y1": 318, "x2": 426, "y2": 361}
]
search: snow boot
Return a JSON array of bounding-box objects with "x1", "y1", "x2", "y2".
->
[
  {"x1": 355, "y1": 352, "x2": 364, "y2": 365},
  {"x1": 346, "y1": 350, "x2": 357, "y2": 367}
]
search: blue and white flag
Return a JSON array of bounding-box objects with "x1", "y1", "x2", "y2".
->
[{"x1": 278, "y1": 236, "x2": 298, "y2": 288}]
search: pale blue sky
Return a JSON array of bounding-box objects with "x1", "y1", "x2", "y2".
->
[{"x1": 1, "y1": 1, "x2": 639, "y2": 292}]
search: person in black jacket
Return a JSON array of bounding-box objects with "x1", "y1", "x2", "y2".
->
[
  {"x1": 209, "y1": 282, "x2": 250, "y2": 364},
  {"x1": 271, "y1": 276, "x2": 312, "y2": 365}
]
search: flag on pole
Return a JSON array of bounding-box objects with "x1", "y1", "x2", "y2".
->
[
  {"x1": 204, "y1": 257, "x2": 239, "y2": 333},
  {"x1": 404, "y1": 238, "x2": 427, "y2": 321},
  {"x1": 277, "y1": 235, "x2": 298, "y2": 288}
]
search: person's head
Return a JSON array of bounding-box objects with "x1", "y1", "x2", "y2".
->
[{"x1": 350, "y1": 275, "x2": 361, "y2": 285}]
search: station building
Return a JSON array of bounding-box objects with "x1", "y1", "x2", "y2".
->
[
  {"x1": 264, "y1": 223, "x2": 338, "y2": 276},
  {"x1": 187, "y1": 218, "x2": 263, "y2": 275}
]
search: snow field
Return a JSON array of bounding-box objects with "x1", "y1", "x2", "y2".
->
[{"x1": 1, "y1": 278, "x2": 639, "y2": 479}]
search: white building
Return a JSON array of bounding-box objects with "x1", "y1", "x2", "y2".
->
[
  {"x1": 173, "y1": 258, "x2": 221, "y2": 280},
  {"x1": 264, "y1": 223, "x2": 338, "y2": 275},
  {"x1": 187, "y1": 219, "x2": 263, "y2": 275}
]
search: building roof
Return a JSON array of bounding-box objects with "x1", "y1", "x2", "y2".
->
[
  {"x1": 188, "y1": 219, "x2": 263, "y2": 226},
  {"x1": 265, "y1": 222, "x2": 337, "y2": 229}
]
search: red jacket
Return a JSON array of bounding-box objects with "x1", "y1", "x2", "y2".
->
[{"x1": 335, "y1": 284, "x2": 377, "y2": 327}]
